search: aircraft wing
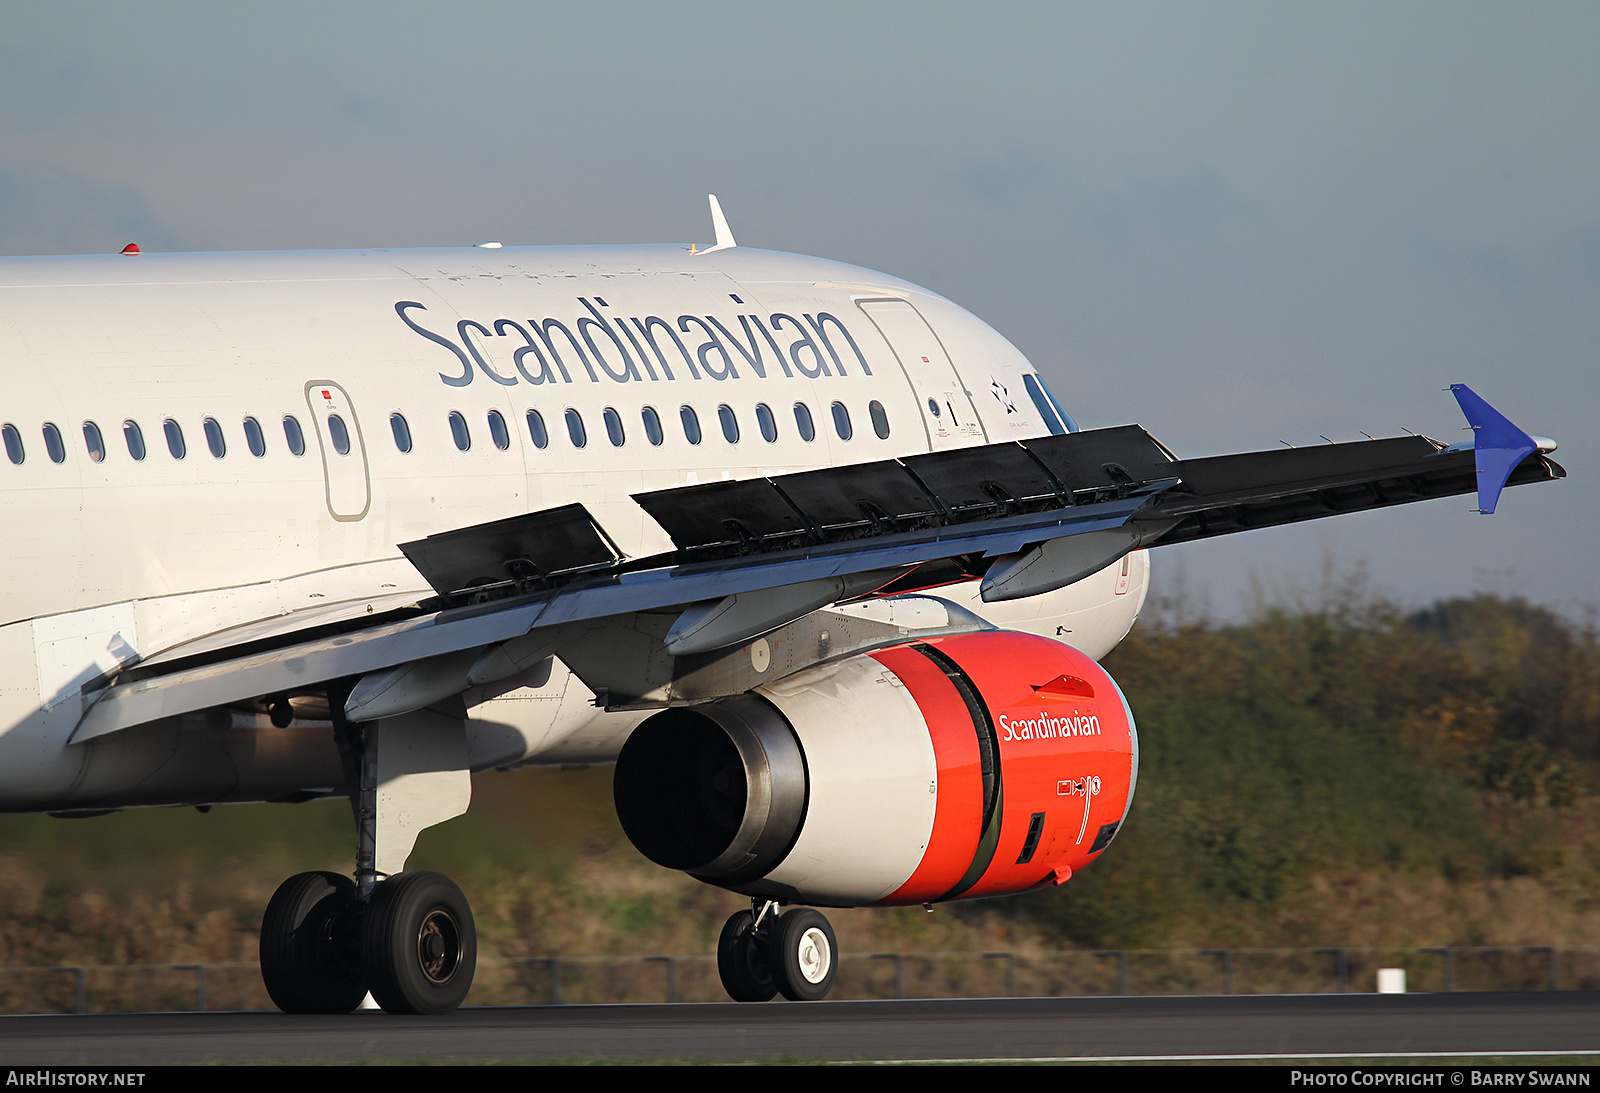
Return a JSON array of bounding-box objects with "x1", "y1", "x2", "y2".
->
[{"x1": 70, "y1": 385, "x2": 1563, "y2": 743}]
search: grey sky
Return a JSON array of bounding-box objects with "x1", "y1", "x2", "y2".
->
[{"x1": 3, "y1": 1, "x2": 1594, "y2": 616}]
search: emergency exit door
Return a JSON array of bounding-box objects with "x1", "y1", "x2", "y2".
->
[{"x1": 304, "y1": 380, "x2": 371, "y2": 521}]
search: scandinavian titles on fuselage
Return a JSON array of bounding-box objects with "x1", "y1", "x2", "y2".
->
[
  {"x1": 396, "y1": 298, "x2": 875, "y2": 389},
  {"x1": 996, "y1": 710, "x2": 1102, "y2": 742}
]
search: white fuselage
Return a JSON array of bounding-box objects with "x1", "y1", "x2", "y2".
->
[{"x1": 0, "y1": 243, "x2": 1148, "y2": 811}]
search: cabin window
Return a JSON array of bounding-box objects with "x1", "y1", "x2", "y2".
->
[
  {"x1": 124, "y1": 420, "x2": 147, "y2": 461},
  {"x1": 487, "y1": 409, "x2": 510, "y2": 451},
  {"x1": 831, "y1": 402, "x2": 853, "y2": 441},
  {"x1": 243, "y1": 417, "x2": 266, "y2": 457},
  {"x1": 163, "y1": 419, "x2": 186, "y2": 460},
  {"x1": 641, "y1": 406, "x2": 664, "y2": 446},
  {"x1": 526, "y1": 409, "x2": 548, "y2": 449},
  {"x1": 83, "y1": 421, "x2": 105, "y2": 463},
  {"x1": 869, "y1": 400, "x2": 890, "y2": 440},
  {"x1": 283, "y1": 415, "x2": 306, "y2": 456},
  {"x1": 602, "y1": 407, "x2": 624, "y2": 447},
  {"x1": 42, "y1": 423, "x2": 66, "y2": 464},
  {"x1": 327, "y1": 414, "x2": 352, "y2": 455},
  {"x1": 2, "y1": 424, "x2": 23, "y2": 465},
  {"x1": 390, "y1": 412, "x2": 413, "y2": 453},
  {"x1": 793, "y1": 402, "x2": 816, "y2": 442},
  {"x1": 565, "y1": 408, "x2": 587, "y2": 448},
  {"x1": 680, "y1": 405, "x2": 702, "y2": 445},
  {"x1": 718, "y1": 404, "x2": 739, "y2": 444},
  {"x1": 449, "y1": 411, "x2": 471, "y2": 451},
  {"x1": 756, "y1": 403, "x2": 777, "y2": 443},
  {"x1": 203, "y1": 417, "x2": 226, "y2": 458}
]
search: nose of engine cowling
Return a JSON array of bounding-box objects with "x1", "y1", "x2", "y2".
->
[{"x1": 892, "y1": 630, "x2": 1139, "y2": 903}]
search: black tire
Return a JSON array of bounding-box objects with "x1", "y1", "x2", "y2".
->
[
  {"x1": 259, "y1": 871, "x2": 366, "y2": 1014},
  {"x1": 716, "y1": 910, "x2": 777, "y2": 1002},
  {"x1": 361, "y1": 871, "x2": 476, "y2": 1015},
  {"x1": 770, "y1": 908, "x2": 837, "y2": 1002}
]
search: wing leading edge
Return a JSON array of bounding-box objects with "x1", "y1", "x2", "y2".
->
[{"x1": 70, "y1": 387, "x2": 1563, "y2": 742}]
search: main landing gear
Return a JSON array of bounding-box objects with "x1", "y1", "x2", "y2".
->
[
  {"x1": 717, "y1": 901, "x2": 838, "y2": 1002},
  {"x1": 260, "y1": 706, "x2": 477, "y2": 1015},
  {"x1": 260, "y1": 869, "x2": 476, "y2": 1015}
]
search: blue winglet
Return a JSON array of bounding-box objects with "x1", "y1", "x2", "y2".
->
[{"x1": 1449, "y1": 384, "x2": 1537, "y2": 514}]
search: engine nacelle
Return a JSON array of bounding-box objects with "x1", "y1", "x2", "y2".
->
[{"x1": 613, "y1": 631, "x2": 1137, "y2": 908}]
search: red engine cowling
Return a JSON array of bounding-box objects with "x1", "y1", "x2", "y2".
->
[{"x1": 613, "y1": 631, "x2": 1137, "y2": 908}]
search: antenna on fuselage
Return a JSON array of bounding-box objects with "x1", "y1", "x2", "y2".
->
[{"x1": 699, "y1": 194, "x2": 737, "y2": 254}]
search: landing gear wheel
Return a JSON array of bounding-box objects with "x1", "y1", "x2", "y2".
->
[
  {"x1": 364, "y1": 870, "x2": 476, "y2": 1017},
  {"x1": 717, "y1": 910, "x2": 777, "y2": 1002},
  {"x1": 770, "y1": 908, "x2": 837, "y2": 1002},
  {"x1": 260, "y1": 871, "x2": 366, "y2": 1014},
  {"x1": 360, "y1": 871, "x2": 477, "y2": 1015}
]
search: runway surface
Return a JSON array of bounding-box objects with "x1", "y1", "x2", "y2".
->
[{"x1": 2, "y1": 992, "x2": 1598, "y2": 1064}]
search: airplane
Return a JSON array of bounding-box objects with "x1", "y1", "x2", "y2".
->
[{"x1": 0, "y1": 198, "x2": 1562, "y2": 1014}]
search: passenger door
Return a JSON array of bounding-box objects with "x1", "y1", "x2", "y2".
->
[{"x1": 857, "y1": 298, "x2": 987, "y2": 450}]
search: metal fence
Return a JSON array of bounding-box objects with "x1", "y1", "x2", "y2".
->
[{"x1": 4, "y1": 946, "x2": 1598, "y2": 1014}]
